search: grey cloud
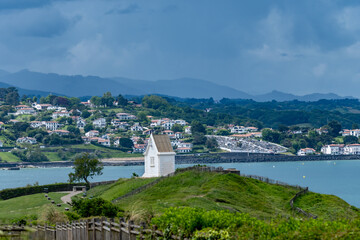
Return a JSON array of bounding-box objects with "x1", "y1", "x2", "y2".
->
[
  {"x1": 0, "y1": 0, "x2": 74, "y2": 10},
  {"x1": 106, "y1": 4, "x2": 139, "y2": 15}
]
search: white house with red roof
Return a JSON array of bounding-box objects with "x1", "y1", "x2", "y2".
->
[
  {"x1": 297, "y1": 148, "x2": 316, "y2": 156},
  {"x1": 321, "y1": 144, "x2": 344, "y2": 155},
  {"x1": 344, "y1": 144, "x2": 360, "y2": 155}
]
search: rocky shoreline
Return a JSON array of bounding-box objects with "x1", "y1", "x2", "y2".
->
[{"x1": 1, "y1": 152, "x2": 360, "y2": 168}]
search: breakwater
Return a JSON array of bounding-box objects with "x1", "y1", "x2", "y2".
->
[
  {"x1": 1, "y1": 153, "x2": 360, "y2": 168},
  {"x1": 175, "y1": 152, "x2": 360, "y2": 164}
]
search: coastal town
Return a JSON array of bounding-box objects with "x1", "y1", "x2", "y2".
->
[{"x1": 0, "y1": 88, "x2": 359, "y2": 164}]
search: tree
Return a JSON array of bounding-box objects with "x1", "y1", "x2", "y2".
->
[
  {"x1": 6, "y1": 91, "x2": 19, "y2": 105},
  {"x1": 90, "y1": 96, "x2": 102, "y2": 106},
  {"x1": 191, "y1": 120, "x2": 206, "y2": 135},
  {"x1": 116, "y1": 94, "x2": 128, "y2": 106},
  {"x1": 216, "y1": 129, "x2": 230, "y2": 136},
  {"x1": 262, "y1": 129, "x2": 281, "y2": 144},
  {"x1": 343, "y1": 135, "x2": 359, "y2": 145},
  {"x1": 142, "y1": 95, "x2": 169, "y2": 109},
  {"x1": 84, "y1": 123, "x2": 94, "y2": 132},
  {"x1": 120, "y1": 138, "x2": 134, "y2": 148},
  {"x1": 81, "y1": 110, "x2": 91, "y2": 119},
  {"x1": 206, "y1": 137, "x2": 218, "y2": 150},
  {"x1": 137, "y1": 111, "x2": 148, "y2": 123},
  {"x1": 193, "y1": 133, "x2": 206, "y2": 145},
  {"x1": 171, "y1": 124, "x2": 183, "y2": 133},
  {"x1": 353, "y1": 123, "x2": 359, "y2": 130},
  {"x1": 327, "y1": 121, "x2": 342, "y2": 137},
  {"x1": 68, "y1": 153, "x2": 103, "y2": 186}
]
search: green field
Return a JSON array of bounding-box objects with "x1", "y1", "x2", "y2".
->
[
  {"x1": 0, "y1": 192, "x2": 69, "y2": 222},
  {"x1": 0, "y1": 152, "x2": 20, "y2": 162}
]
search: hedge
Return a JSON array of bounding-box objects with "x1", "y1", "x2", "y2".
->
[{"x1": 0, "y1": 182, "x2": 87, "y2": 200}]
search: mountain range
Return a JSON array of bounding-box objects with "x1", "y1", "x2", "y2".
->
[{"x1": 0, "y1": 69, "x2": 354, "y2": 102}]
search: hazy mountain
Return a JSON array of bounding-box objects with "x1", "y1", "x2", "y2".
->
[
  {"x1": 112, "y1": 77, "x2": 253, "y2": 99},
  {"x1": 0, "y1": 81, "x2": 58, "y2": 97},
  {"x1": 253, "y1": 90, "x2": 352, "y2": 102},
  {"x1": 0, "y1": 69, "x2": 354, "y2": 101},
  {"x1": 0, "y1": 70, "x2": 144, "y2": 97},
  {"x1": 0, "y1": 69, "x2": 9, "y2": 77}
]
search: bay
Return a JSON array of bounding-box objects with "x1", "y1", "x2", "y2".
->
[{"x1": 1, "y1": 160, "x2": 359, "y2": 207}]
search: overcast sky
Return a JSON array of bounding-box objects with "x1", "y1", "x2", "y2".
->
[{"x1": 1, "y1": 0, "x2": 360, "y2": 96}]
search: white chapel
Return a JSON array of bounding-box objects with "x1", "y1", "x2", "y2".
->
[{"x1": 143, "y1": 134, "x2": 176, "y2": 177}]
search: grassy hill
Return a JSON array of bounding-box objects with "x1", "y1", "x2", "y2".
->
[
  {"x1": 0, "y1": 192, "x2": 69, "y2": 223},
  {"x1": 86, "y1": 169, "x2": 360, "y2": 221}
]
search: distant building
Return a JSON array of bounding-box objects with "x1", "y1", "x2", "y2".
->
[
  {"x1": 344, "y1": 144, "x2": 360, "y2": 155},
  {"x1": 93, "y1": 118, "x2": 106, "y2": 128},
  {"x1": 143, "y1": 134, "x2": 175, "y2": 178},
  {"x1": 297, "y1": 148, "x2": 316, "y2": 156},
  {"x1": 321, "y1": 144, "x2": 344, "y2": 155},
  {"x1": 17, "y1": 137, "x2": 37, "y2": 144},
  {"x1": 116, "y1": 113, "x2": 137, "y2": 120},
  {"x1": 16, "y1": 108, "x2": 36, "y2": 115}
]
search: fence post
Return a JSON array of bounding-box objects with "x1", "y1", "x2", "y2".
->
[
  {"x1": 119, "y1": 217, "x2": 125, "y2": 240},
  {"x1": 44, "y1": 223, "x2": 47, "y2": 240},
  {"x1": 128, "y1": 220, "x2": 133, "y2": 240},
  {"x1": 92, "y1": 218, "x2": 96, "y2": 240},
  {"x1": 84, "y1": 219, "x2": 89, "y2": 240}
]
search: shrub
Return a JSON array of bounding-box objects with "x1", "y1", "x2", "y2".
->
[
  {"x1": 72, "y1": 198, "x2": 119, "y2": 218},
  {"x1": 0, "y1": 183, "x2": 87, "y2": 200}
]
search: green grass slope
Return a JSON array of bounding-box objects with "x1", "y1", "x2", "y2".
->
[
  {"x1": 0, "y1": 192, "x2": 69, "y2": 222},
  {"x1": 84, "y1": 177, "x2": 157, "y2": 202},
  {"x1": 89, "y1": 170, "x2": 359, "y2": 221}
]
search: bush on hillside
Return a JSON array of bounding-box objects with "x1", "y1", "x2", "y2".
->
[
  {"x1": 72, "y1": 198, "x2": 120, "y2": 218},
  {"x1": 0, "y1": 183, "x2": 87, "y2": 200}
]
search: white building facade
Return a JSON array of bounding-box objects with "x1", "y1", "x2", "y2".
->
[{"x1": 143, "y1": 134, "x2": 176, "y2": 178}]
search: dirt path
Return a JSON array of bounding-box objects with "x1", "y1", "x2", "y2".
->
[{"x1": 60, "y1": 191, "x2": 82, "y2": 204}]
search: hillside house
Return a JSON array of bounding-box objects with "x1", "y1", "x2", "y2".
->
[
  {"x1": 177, "y1": 147, "x2": 191, "y2": 153},
  {"x1": 16, "y1": 108, "x2": 36, "y2": 115},
  {"x1": 76, "y1": 118, "x2": 86, "y2": 129},
  {"x1": 133, "y1": 144, "x2": 147, "y2": 153},
  {"x1": 98, "y1": 138, "x2": 110, "y2": 147},
  {"x1": 321, "y1": 144, "x2": 344, "y2": 155},
  {"x1": 50, "y1": 130, "x2": 70, "y2": 136},
  {"x1": 33, "y1": 103, "x2": 52, "y2": 111},
  {"x1": 45, "y1": 121, "x2": 60, "y2": 131},
  {"x1": 143, "y1": 134, "x2": 176, "y2": 178},
  {"x1": 174, "y1": 132, "x2": 183, "y2": 139},
  {"x1": 116, "y1": 113, "x2": 137, "y2": 120},
  {"x1": 344, "y1": 144, "x2": 360, "y2": 155},
  {"x1": 15, "y1": 105, "x2": 29, "y2": 110},
  {"x1": 93, "y1": 118, "x2": 106, "y2": 128},
  {"x1": 85, "y1": 130, "x2": 99, "y2": 138},
  {"x1": 175, "y1": 119, "x2": 187, "y2": 126},
  {"x1": 131, "y1": 123, "x2": 143, "y2": 132},
  {"x1": 30, "y1": 121, "x2": 42, "y2": 128},
  {"x1": 297, "y1": 148, "x2": 316, "y2": 156},
  {"x1": 184, "y1": 126, "x2": 192, "y2": 134},
  {"x1": 52, "y1": 111, "x2": 70, "y2": 119},
  {"x1": 17, "y1": 137, "x2": 37, "y2": 144}
]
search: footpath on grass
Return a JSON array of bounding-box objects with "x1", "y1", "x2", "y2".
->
[{"x1": 60, "y1": 191, "x2": 83, "y2": 204}]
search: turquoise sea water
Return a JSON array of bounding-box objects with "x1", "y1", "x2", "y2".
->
[{"x1": 1, "y1": 160, "x2": 360, "y2": 207}]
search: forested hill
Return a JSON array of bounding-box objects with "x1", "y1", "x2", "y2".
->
[{"x1": 167, "y1": 98, "x2": 360, "y2": 129}]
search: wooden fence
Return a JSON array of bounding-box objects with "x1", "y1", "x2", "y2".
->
[
  {"x1": 289, "y1": 187, "x2": 317, "y2": 219},
  {"x1": 27, "y1": 217, "x2": 185, "y2": 240}
]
